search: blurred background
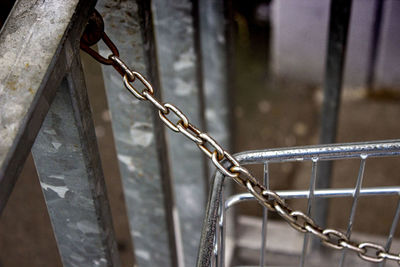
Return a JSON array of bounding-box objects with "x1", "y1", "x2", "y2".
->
[{"x1": 0, "y1": 0, "x2": 400, "y2": 266}]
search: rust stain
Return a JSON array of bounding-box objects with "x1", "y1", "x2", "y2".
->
[
  {"x1": 6, "y1": 80, "x2": 17, "y2": 91},
  {"x1": 126, "y1": 28, "x2": 136, "y2": 35}
]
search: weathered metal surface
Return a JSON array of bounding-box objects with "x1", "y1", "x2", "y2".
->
[
  {"x1": 151, "y1": 1, "x2": 207, "y2": 266},
  {"x1": 198, "y1": 0, "x2": 231, "y2": 174},
  {"x1": 0, "y1": 0, "x2": 96, "y2": 214},
  {"x1": 316, "y1": 0, "x2": 353, "y2": 230},
  {"x1": 32, "y1": 55, "x2": 120, "y2": 266},
  {"x1": 96, "y1": 0, "x2": 179, "y2": 266},
  {"x1": 196, "y1": 170, "x2": 225, "y2": 267}
]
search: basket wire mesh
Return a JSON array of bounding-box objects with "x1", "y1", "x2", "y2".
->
[{"x1": 197, "y1": 140, "x2": 400, "y2": 267}]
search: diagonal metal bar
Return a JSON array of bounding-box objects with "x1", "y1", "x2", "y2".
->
[
  {"x1": 379, "y1": 197, "x2": 400, "y2": 267},
  {"x1": 0, "y1": 0, "x2": 96, "y2": 215},
  {"x1": 338, "y1": 156, "x2": 367, "y2": 267},
  {"x1": 32, "y1": 53, "x2": 120, "y2": 266}
]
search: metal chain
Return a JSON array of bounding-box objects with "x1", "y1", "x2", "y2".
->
[{"x1": 80, "y1": 10, "x2": 400, "y2": 265}]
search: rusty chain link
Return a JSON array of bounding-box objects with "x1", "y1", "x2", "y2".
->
[{"x1": 81, "y1": 10, "x2": 400, "y2": 265}]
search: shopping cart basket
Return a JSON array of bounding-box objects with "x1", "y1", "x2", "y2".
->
[{"x1": 197, "y1": 140, "x2": 400, "y2": 267}]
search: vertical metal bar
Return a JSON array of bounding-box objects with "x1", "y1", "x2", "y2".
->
[
  {"x1": 96, "y1": 1, "x2": 180, "y2": 266},
  {"x1": 366, "y1": 0, "x2": 385, "y2": 90},
  {"x1": 217, "y1": 188, "x2": 224, "y2": 267},
  {"x1": 260, "y1": 162, "x2": 270, "y2": 267},
  {"x1": 197, "y1": 172, "x2": 225, "y2": 267},
  {"x1": 198, "y1": 0, "x2": 231, "y2": 171},
  {"x1": 151, "y1": 1, "x2": 208, "y2": 266},
  {"x1": 338, "y1": 155, "x2": 367, "y2": 267},
  {"x1": 378, "y1": 198, "x2": 400, "y2": 267},
  {"x1": 212, "y1": 222, "x2": 218, "y2": 267},
  {"x1": 299, "y1": 158, "x2": 319, "y2": 267},
  {"x1": 31, "y1": 54, "x2": 120, "y2": 266},
  {"x1": 198, "y1": 1, "x2": 232, "y2": 265},
  {"x1": 315, "y1": 0, "x2": 353, "y2": 230}
]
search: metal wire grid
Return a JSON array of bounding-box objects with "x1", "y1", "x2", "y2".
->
[{"x1": 196, "y1": 140, "x2": 400, "y2": 267}]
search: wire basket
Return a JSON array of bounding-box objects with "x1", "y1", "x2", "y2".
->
[{"x1": 197, "y1": 140, "x2": 400, "y2": 267}]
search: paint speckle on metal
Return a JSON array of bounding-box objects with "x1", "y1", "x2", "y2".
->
[
  {"x1": 117, "y1": 154, "x2": 137, "y2": 172},
  {"x1": 44, "y1": 129, "x2": 57, "y2": 135},
  {"x1": 40, "y1": 182, "x2": 69, "y2": 198},
  {"x1": 173, "y1": 48, "x2": 196, "y2": 71},
  {"x1": 173, "y1": 79, "x2": 195, "y2": 96},
  {"x1": 136, "y1": 250, "x2": 151, "y2": 261},
  {"x1": 51, "y1": 142, "x2": 62, "y2": 150},
  {"x1": 129, "y1": 122, "x2": 154, "y2": 147},
  {"x1": 77, "y1": 220, "x2": 101, "y2": 234}
]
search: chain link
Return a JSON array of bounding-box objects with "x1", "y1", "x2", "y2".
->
[
  {"x1": 339, "y1": 240, "x2": 366, "y2": 254},
  {"x1": 358, "y1": 243, "x2": 386, "y2": 263},
  {"x1": 159, "y1": 103, "x2": 189, "y2": 132},
  {"x1": 322, "y1": 229, "x2": 349, "y2": 250},
  {"x1": 80, "y1": 16, "x2": 400, "y2": 264},
  {"x1": 176, "y1": 122, "x2": 203, "y2": 144},
  {"x1": 379, "y1": 251, "x2": 400, "y2": 262}
]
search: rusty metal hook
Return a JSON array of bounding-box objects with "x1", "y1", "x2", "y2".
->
[{"x1": 80, "y1": 9, "x2": 127, "y2": 76}]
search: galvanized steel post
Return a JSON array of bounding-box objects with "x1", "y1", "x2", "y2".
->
[
  {"x1": 96, "y1": 0, "x2": 181, "y2": 266},
  {"x1": 151, "y1": 1, "x2": 208, "y2": 266}
]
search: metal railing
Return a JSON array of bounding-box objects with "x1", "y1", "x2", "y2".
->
[
  {"x1": 0, "y1": 0, "x2": 229, "y2": 266},
  {"x1": 0, "y1": 0, "x2": 398, "y2": 266}
]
